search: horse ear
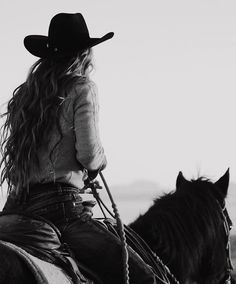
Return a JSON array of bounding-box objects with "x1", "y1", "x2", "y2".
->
[
  {"x1": 214, "y1": 168, "x2": 230, "y2": 198},
  {"x1": 176, "y1": 171, "x2": 188, "y2": 189}
]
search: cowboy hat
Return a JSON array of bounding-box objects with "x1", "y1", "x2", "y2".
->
[{"x1": 24, "y1": 13, "x2": 114, "y2": 58}]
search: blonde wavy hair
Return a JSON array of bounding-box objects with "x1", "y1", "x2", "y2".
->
[{"x1": 0, "y1": 49, "x2": 93, "y2": 200}]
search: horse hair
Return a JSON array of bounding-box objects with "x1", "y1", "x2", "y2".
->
[{"x1": 129, "y1": 177, "x2": 229, "y2": 283}]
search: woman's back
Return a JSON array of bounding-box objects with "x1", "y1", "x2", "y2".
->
[{"x1": 28, "y1": 81, "x2": 105, "y2": 189}]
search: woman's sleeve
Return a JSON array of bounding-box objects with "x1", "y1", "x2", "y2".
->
[{"x1": 73, "y1": 83, "x2": 107, "y2": 171}]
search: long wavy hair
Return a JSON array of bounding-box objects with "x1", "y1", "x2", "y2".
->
[{"x1": 0, "y1": 49, "x2": 93, "y2": 200}]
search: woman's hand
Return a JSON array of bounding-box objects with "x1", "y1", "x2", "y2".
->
[{"x1": 80, "y1": 200, "x2": 97, "y2": 222}]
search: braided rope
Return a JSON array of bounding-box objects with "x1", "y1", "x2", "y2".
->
[
  {"x1": 88, "y1": 174, "x2": 179, "y2": 284},
  {"x1": 99, "y1": 172, "x2": 130, "y2": 284}
]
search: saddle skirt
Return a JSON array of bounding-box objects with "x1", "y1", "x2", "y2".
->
[{"x1": 0, "y1": 240, "x2": 73, "y2": 284}]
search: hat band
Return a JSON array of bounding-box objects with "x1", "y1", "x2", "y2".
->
[
  {"x1": 46, "y1": 43, "x2": 88, "y2": 55},
  {"x1": 47, "y1": 36, "x2": 90, "y2": 53},
  {"x1": 46, "y1": 43, "x2": 59, "y2": 53}
]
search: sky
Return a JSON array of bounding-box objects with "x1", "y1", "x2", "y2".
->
[{"x1": 1, "y1": 0, "x2": 236, "y2": 193}]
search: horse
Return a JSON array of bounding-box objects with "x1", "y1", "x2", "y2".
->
[
  {"x1": 0, "y1": 170, "x2": 234, "y2": 283},
  {"x1": 129, "y1": 169, "x2": 234, "y2": 283}
]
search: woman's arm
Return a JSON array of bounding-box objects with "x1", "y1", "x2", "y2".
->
[{"x1": 73, "y1": 83, "x2": 107, "y2": 173}]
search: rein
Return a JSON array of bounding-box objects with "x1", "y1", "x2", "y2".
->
[
  {"x1": 99, "y1": 172, "x2": 130, "y2": 284},
  {"x1": 84, "y1": 173, "x2": 130, "y2": 284},
  {"x1": 85, "y1": 174, "x2": 180, "y2": 284},
  {"x1": 218, "y1": 201, "x2": 234, "y2": 284}
]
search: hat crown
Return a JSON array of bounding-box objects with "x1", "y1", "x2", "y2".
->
[
  {"x1": 24, "y1": 12, "x2": 114, "y2": 58},
  {"x1": 48, "y1": 13, "x2": 90, "y2": 48}
]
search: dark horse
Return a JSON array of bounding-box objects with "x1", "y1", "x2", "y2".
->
[
  {"x1": 0, "y1": 170, "x2": 234, "y2": 283},
  {"x1": 130, "y1": 170, "x2": 234, "y2": 283}
]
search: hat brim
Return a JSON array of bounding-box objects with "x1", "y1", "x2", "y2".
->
[{"x1": 24, "y1": 32, "x2": 114, "y2": 58}]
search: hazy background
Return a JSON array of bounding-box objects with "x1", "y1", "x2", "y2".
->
[{"x1": 1, "y1": 0, "x2": 236, "y2": 231}]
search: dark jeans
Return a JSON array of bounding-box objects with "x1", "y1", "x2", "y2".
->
[{"x1": 3, "y1": 183, "x2": 158, "y2": 284}]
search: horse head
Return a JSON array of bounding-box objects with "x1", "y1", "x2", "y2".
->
[{"x1": 130, "y1": 170, "x2": 234, "y2": 284}]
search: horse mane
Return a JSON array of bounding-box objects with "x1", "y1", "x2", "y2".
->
[{"x1": 130, "y1": 177, "x2": 227, "y2": 283}]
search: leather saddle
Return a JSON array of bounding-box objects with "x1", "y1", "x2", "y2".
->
[{"x1": 0, "y1": 213, "x2": 96, "y2": 284}]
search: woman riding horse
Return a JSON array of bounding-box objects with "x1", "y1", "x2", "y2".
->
[{"x1": 0, "y1": 13, "x2": 161, "y2": 284}]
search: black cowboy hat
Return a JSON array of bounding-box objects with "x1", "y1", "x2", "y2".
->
[{"x1": 24, "y1": 13, "x2": 114, "y2": 58}]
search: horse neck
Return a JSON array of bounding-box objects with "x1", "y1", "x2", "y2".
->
[{"x1": 129, "y1": 190, "x2": 227, "y2": 284}]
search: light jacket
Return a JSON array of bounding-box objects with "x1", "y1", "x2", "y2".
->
[{"x1": 28, "y1": 80, "x2": 107, "y2": 189}]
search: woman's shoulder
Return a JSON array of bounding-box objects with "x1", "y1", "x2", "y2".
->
[
  {"x1": 75, "y1": 79, "x2": 97, "y2": 95},
  {"x1": 68, "y1": 79, "x2": 97, "y2": 99},
  {"x1": 67, "y1": 80, "x2": 98, "y2": 107}
]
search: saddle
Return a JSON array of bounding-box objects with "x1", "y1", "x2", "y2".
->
[
  {"x1": 0, "y1": 240, "x2": 75, "y2": 284},
  {"x1": 0, "y1": 213, "x2": 94, "y2": 284}
]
